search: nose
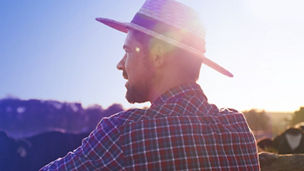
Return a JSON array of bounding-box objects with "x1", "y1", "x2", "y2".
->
[{"x1": 117, "y1": 54, "x2": 126, "y2": 70}]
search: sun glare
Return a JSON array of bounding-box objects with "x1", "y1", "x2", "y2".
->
[
  {"x1": 135, "y1": 47, "x2": 140, "y2": 53},
  {"x1": 246, "y1": 0, "x2": 303, "y2": 23}
]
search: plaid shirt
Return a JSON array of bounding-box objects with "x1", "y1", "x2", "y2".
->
[{"x1": 41, "y1": 83, "x2": 260, "y2": 170}]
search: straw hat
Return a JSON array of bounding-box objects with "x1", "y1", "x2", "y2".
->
[{"x1": 96, "y1": 0, "x2": 233, "y2": 77}]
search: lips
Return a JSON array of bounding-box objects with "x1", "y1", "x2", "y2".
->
[
  {"x1": 123, "y1": 70, "x2": 128, "y2": 80},
  {"x1": 125, "y1": 81, "x2": 129, "y2": 88},
  {"x1": 123, "y1": 70, "x2": 129, "y2": 88}
]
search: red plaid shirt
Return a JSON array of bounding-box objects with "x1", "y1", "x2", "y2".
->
[{"x1": 41, "y1": 83, "x2": 260, "y2": 170}]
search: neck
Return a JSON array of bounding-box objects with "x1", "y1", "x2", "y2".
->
[{"x1": 148, "y1": 74, "x2": 196, "y2": 103}]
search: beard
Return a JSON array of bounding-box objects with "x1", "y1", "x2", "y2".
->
[
  {"x1": 125, "y1": 80, "x2": 151, "y2": 104},
  {"x1": 123, "y1": 71, "x2": 151, "y2": 104}
]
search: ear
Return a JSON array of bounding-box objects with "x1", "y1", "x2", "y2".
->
[{"x1": 150, "y1": 43, "x2": 165, "y2": 68}]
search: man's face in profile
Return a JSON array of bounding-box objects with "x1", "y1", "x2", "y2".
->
[{"x1": 116, "y1": 31, "x2": 155, "y2": 104}]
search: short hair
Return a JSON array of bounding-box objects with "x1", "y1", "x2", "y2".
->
[{"x1": 131, "y1": 29, "x2": 202, "y2": 81}]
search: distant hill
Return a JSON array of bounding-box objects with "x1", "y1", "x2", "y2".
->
[
  {"x1": 266, "y1": 112, "x2": 293, "y2": 120},
  {"x1": 0, "y1": 98, "x2": 124, "y2": 138},
  {"x1": 266, "y1": 112, "x2": 293, "y2": 135}
]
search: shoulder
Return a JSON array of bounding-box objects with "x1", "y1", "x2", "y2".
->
[
  {"x1": 95, "y1": 108, "x2": 148, "y2": 130},
  {"x1": 218, "y1": 108, "x2": 247, "y2": 123},
  {"x1": 202, "y1": 107, "x2": 252, "y2": 134},
  {"x1": 83, "y1": 108, "x2": 149, "y2": 149},
  {"x1": 219, "y1": 108, "x2": 250, "y2": 129}
]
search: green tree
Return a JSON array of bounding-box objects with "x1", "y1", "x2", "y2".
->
[
  {"x1": 243, "y1": 109, "x2": 270, "y2": 131},
  {"x1": 289, "y1": 107, "x2": 304, "y2": 126}
]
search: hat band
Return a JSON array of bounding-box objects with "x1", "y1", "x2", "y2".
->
[{"x1": 131, "y1": 13, "x2": 205, "y2": 53}]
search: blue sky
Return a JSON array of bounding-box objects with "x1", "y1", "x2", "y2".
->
[{"x1": 1, "y1": 0, "x2": 303, "y2": 112}]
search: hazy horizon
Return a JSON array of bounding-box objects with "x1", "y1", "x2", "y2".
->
[{"x1": 0, "y1": 95, "x2": 298, "y2": 114}]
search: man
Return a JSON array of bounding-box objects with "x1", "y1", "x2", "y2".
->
[{"x1": 41, "y1": 0, "x2": 260, "y2": 170}]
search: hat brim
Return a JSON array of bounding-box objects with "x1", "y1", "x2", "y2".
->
[
  {"x1": 96, "y1": 18, "x2": 233, "y2": 78},
  {"x1": 96, "y1": 18, "x2": 128, "y2": 33}
]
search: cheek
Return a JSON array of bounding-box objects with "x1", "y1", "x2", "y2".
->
[
  {"x1": 125, "y1": 56, "x2": 151, "y2": 81},
  {"x1": 124, "y1": 55, "x2": 133, "y2": 73},
  {"x1": 124, "y1": 55, "x2": 138, "y2": 79}
]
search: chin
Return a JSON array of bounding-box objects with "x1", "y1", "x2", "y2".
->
[{"x1": 125, "y1": 83, "x2": 150, "y2": 104}]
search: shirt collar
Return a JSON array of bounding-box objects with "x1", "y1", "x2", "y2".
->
[{"x1": 151, "y1": 82, "x2": 207, "y2": 107}]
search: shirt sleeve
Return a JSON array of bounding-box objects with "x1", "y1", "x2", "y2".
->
[{"x1": 40, "y1": 116, "x2": 125, "y2": 171}]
